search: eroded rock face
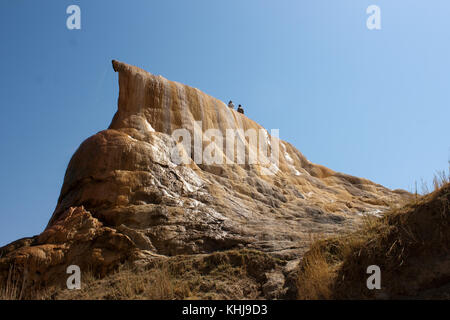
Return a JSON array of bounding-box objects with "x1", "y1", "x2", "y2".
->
[
  {"x1": 0, "y1": 207, "x2": 136, "y2": 291},
  {"x1": 0, "y1": 60, "x2": 409, "y2": 294}
]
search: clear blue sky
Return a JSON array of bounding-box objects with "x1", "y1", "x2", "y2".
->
[{"x1": 1, "y1": 1, "x2": 449, "y2": 246}]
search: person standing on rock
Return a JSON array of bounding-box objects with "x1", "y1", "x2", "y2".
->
[
  {"x1": 228, "y1": 100, "x2": 235, "y2": 109},
  {"x1": 237, "y1": 104, "x2": 244, "y2": 114}
]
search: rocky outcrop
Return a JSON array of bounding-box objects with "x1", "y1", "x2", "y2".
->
[
  {"x1": 0, "y1": 207, "x2": 136, "y2": 294},
  {"x1": 0, "y1": 60, "x2": 409, "y2": 297}
]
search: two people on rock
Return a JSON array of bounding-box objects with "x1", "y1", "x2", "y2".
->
[{"x1": 228, "y1": 100, "x2": 244, "y2": 114}]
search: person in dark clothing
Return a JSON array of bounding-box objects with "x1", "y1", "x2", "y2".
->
[{"x1": 237, "y1": 104, "x2": 244, "y2": 114}]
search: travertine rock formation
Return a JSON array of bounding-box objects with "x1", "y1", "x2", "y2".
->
[{"x1": 0, "y1": 60, "x2": 409, "y2": 296}]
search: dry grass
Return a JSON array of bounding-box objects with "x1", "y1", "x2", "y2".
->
[
  {"x1": 105, "y1": 265, "x2": 191, "y2": 300},
  {"x1": 297, "y1": 216, "x2": 384, "y2": 299},
  {"x1": 296, "y1": 241, "x2": 336, "y2": 299},
  {"x1": 0, "y1": 267, "x2": 24, "y2": 300},
  {"x1": 52, "y1": 262, "x2": 190, "y2": 300},
  {"x1": 50, "y1": 249, "x2": 282, "y2": 300},
  {"x1": 432, "y1": 169, "x2": 450, "y2": 192},
  {"x1": 0, "y1": 266, "x2": 52, "y2": 300},
  {"x1": 297, "y1": 181, "x2": 450, "y2": 299},
  {"x1": 419, "y1": 169, "x2": 450, "y2": 195}
]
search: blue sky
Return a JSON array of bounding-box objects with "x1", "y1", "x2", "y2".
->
[{"x1": 0, "y1": 0, "x2": 449, "y2": 246}]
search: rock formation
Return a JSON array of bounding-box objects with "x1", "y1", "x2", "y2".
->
[{"x1": 0, "y1": 60, "x2": 409, "y2": 298}]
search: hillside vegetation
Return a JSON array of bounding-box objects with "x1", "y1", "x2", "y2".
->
[{"x1": 297, "y1": 179, "x2": 450, "y2": 299}]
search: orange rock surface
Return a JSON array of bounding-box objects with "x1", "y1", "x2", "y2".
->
[{"x1": 0, "y1": 60, "x2": 409, "y2": 292}]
